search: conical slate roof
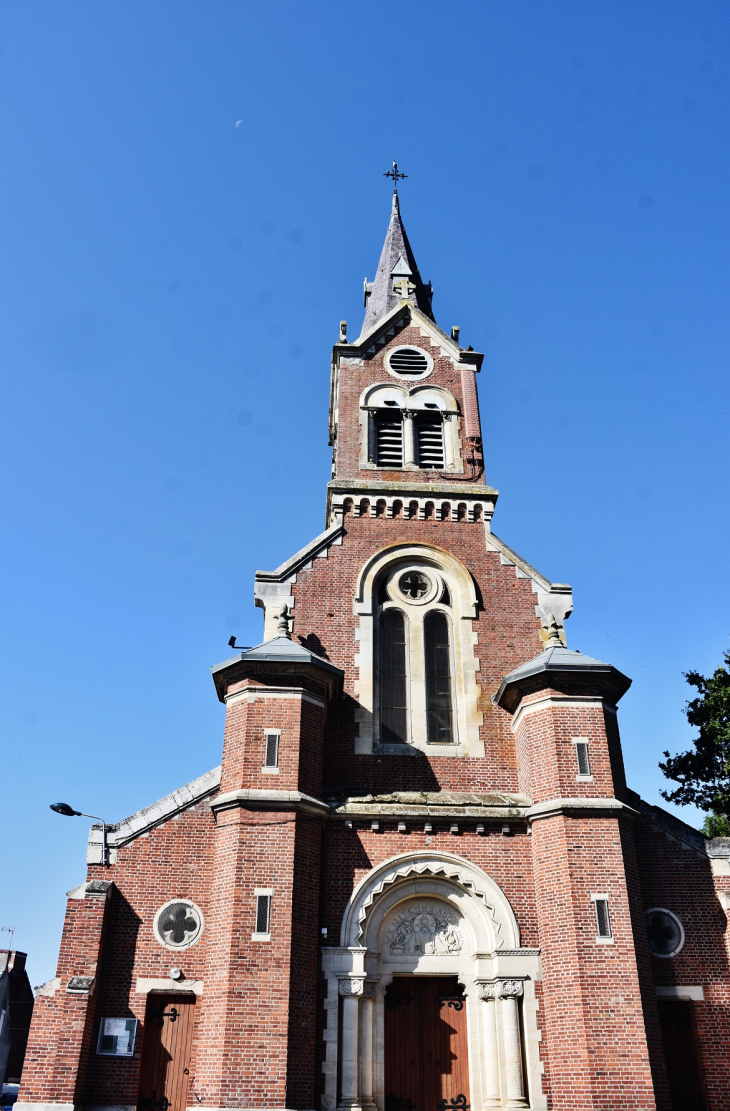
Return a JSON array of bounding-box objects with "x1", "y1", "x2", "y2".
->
[{"x1": 361, "y1": 192, "x2": 434, "y2": 336}]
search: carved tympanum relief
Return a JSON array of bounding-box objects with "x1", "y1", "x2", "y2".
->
[{"x1": 385, "y1": 902, "x2": 463, "y2": 956}]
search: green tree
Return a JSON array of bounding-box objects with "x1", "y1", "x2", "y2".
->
[{"x1": 659, "y1": 650, "x2": 730, "y2": 828}]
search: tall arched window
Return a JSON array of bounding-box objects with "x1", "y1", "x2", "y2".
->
[
  {"x1": 380, "y1": 609, "x2": 408, "y2": 744},
  {"x1": 424, "y1": 611, "x2": 454, "y2": 744}
]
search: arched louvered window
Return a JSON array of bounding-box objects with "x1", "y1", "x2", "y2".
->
[
  {"x1": 375, "y1": 410, "x2": 404, "y2": 467},
  {"x1": 379, "y1": 609, "x2": 408, "y2": 744},
  {"x1": 416, "y1": 413, "x2": 445, "y2": 469},
  {"x1": 424, "y1": 610, "x2": 453, "y2": 744}
]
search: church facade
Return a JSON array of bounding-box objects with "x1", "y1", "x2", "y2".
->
[{"x1": 19, "y1": 188, "x2": 730, "y2": 1111}]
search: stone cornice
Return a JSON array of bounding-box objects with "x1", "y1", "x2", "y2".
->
[
  {"x1": 211, "y1": 788, "x2": 330, "y2": 819},
  {"x1": 328, "y1": 478, "x2": 497, "y2": 498},
  {"x1": 526, "y1": 797, "x2": 633, "y2": 822}
]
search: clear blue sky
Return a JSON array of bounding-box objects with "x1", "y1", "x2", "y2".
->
[{"x1": 1, "y1": 1, "x2": 728, "y2": 985}]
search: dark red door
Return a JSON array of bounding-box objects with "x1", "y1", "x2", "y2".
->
[
  {"x1": 384, "y1": 976, "x2": 470, "y2": 1111},
  {"x1": 137, "y1": 994, "x2": 196, "y2": 1111},
  {"x1": 658, "y1": 1001, "x2": 707, "y2": 1111}
]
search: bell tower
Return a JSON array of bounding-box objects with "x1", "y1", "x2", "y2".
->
[{"x1": 327, "y1": 172, "x2": 494, "y2": 528}]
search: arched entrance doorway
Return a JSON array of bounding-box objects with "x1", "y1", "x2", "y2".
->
[{"x1": 321, "y1": 852, "x2": 545, "y2": 1111}]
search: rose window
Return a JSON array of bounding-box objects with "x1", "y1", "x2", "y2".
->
[{"x1": 399, "y1": 571, "x2": 430, "y2": 599}]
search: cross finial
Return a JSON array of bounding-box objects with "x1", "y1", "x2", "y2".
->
[{"x1": 384, "y1": 160, "x2": 407, "y2": 193}]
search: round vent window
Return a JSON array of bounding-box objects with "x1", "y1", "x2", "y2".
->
[
  {"x1": 646, "y1": 908, "x2": 684, "y2": 958},
  {"x1": 153, "y1": 899, "x2": 204, "y2": 950},
  {"x1": 387, "y1": 346, "x2": 432, "y2": 380}
]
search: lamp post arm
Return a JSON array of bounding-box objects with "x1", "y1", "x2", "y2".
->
[{"x1": 79, "y1": 812, "x2": 108, "y2": 868}]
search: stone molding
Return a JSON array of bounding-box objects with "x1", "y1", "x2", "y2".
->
[
  {"x1": 525, "y1": 797, "x2": 631, "y2": 822},
  {"x1": 655, "y1": 985, "x2": 704, "y2": 1001},
  {"x1": 66, "y1": 976, "x2": 95, "y2": 995},
  {"x1": 135, "y1": 977, "x2": 203, "y2": 995},
  {"x1": 211, "y1": 788, "x2": 330, "y2": 819},
  {"x1": 328, "y1": 483, "x2": 495, "y2": 527},
  {"x1": 225, "y1": 685, "x2": 326, "y2": 709},
  {"x1": 340, "y1": 850, "x2": 520, "y2": 950}
]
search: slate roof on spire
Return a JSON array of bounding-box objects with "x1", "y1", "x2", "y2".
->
[{"x1": 361, "y1": 192, "x2": 434, "y2": 336}]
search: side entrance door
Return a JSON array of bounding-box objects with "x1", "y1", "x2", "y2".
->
[
  {"x1": 657, "y1": 1001, "x2": 707, "y2": 1111},
  {"x1": 137, "y1": 993, "x2": 196, "y2": 1111},
  {"x1": 384, "y1": 976, "x2": 470, "y2": 1111}
]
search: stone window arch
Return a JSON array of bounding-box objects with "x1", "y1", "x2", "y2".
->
[
  {"x1": 360, "y1": 384, "x2": 462, "y2": 473},
  {"x1": 354, "y1": 545, "x2": 484, "y2": 757}
]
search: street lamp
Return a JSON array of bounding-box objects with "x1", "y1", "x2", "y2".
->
[{"x1": 50, "y1": 803, "x2": 109, "y2": 867}]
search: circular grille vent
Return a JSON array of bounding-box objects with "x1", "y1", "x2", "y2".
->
[
  {"x1": 387, "y1": 346, "x2": 431, "y2": 378},
  {"x1": 646, "y1": 908, "x2": 684, "y2": 958},
  {"x1": 154, "y1": 899, "x2": 204, "y2": 950}
]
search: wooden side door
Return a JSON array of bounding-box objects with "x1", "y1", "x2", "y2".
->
[
  {"x1": 658, "y1": 1001, "x2": 707, "y2": 1111},
  {"x1": 384, "y1": 977, "x2": 469, "y2": 1111},
  {"x1": 137, "y1": 993, "x2": 196, "y2": 1111}
]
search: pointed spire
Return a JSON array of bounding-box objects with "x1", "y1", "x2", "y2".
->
[{"x1": 361, "y1": 190, "x2": 434, "y2": 336}]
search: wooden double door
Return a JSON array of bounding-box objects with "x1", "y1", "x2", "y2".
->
[
  {"x1": 384, "y1": 976, "x2": 470, "y2": 1111},
  {"x1": 137, "y1": 993, "x2": 196, "y2": 1111}
]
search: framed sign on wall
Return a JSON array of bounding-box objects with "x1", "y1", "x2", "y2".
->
[{"x1": 97, "y1": 1017, "x2": 138, "y2": 1056}]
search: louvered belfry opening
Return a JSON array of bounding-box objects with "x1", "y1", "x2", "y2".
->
[
  {"x1": 424, "y1": 611, "x2": 453, "y2": 744},
  {"x1": 375, "y1": 410, "x2": 404, "y2": 467},
  {"x1": 380, "y1": 609, "x2": 408, "y2": 743},
  {"x1": 417, "y1": 413, "x2": 445, "y2": 469}
]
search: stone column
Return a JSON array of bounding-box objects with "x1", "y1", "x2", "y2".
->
[
  {"x1": 442, "y1": 412, "x2": 455, "y2": 468},
  {"x1": 339, "y1": 978, "x2": 364, "y2": 1110},
  {"x1": 499, "y1": 980, "x2": 528, "y2": 1110},
  {"x1": 403, "y1": 411, "x2": 417, "y2": 467},
  {"x1": 360, "y1": 981, "x2": 377, "y2": 1110},
  {"x1": 478, "y1": 983, "x2": 501, "y2": 1108}
]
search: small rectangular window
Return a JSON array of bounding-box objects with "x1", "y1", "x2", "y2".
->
[
  {"x1": 264, "y1": 732, "x2": 279, "y2": 768},
  {"x1": 575, "y1": 741, "x2": 591, "y2": 777},
  {"x1": 594, "y1": 897, "x2": 612, "y2": 938},
  {"x1": 255, "y1": 894, "x2": 271, "y2": 935}
]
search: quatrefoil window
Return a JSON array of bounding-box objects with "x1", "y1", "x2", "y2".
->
[
  {"x1": 153, "y1": 900, "x2": 204, "y2": 950},
  {"x1": 646, "y1": 908, "x2": 684, "y2": 958},
  {"x1": 399, "y1": 571, "x2": 430, "y2": 599}
]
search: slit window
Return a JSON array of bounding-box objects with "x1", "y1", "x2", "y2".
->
[
  {"x1": 380, "y1": 609, "x2": 408, "y2": 744},
  {"x1": 375, "y1": 412, "x2": 403, "y2": 467},
  {"x1": 594, "y1": 897, "x2": 612, "y2": 939},
  {"x1": 575, "y1": 741, "x2": 591, "y2": 777},
  {"x1": 255, "y1": 894, "x2": 272, "y2": 935},
  {"x1": 416, "y1": 414, "x2": 444, "y2": 469},
  {"x1": 264, "y1": 732, "x2": 279, "y2": 769},
  {"x1": 424, "y1": 611, "x2": 454, "y2": 744}
]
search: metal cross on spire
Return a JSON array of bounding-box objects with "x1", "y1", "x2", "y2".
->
[{"x1": 384, "y1": 160, "x2": 408, "y2": 192}]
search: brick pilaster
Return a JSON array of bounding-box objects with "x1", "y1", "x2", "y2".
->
[{"x1": 19, "y1": 881, "x2": 112, "y2": 1109}]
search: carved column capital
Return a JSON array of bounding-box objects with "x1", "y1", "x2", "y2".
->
[
  {"x1": 363, "y1": 980, "x2": 377, "y2": 999},
  {"x1": 478, "y1": 979, "x2": 525, "y2": 1000},
  {"x1": 339, "y1": 977, "x2": 365, "y2": 997}
]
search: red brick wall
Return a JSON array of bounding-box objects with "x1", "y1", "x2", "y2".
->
[{"x1": 334, "y1": 325, "x2": 476, "y2": 483}]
